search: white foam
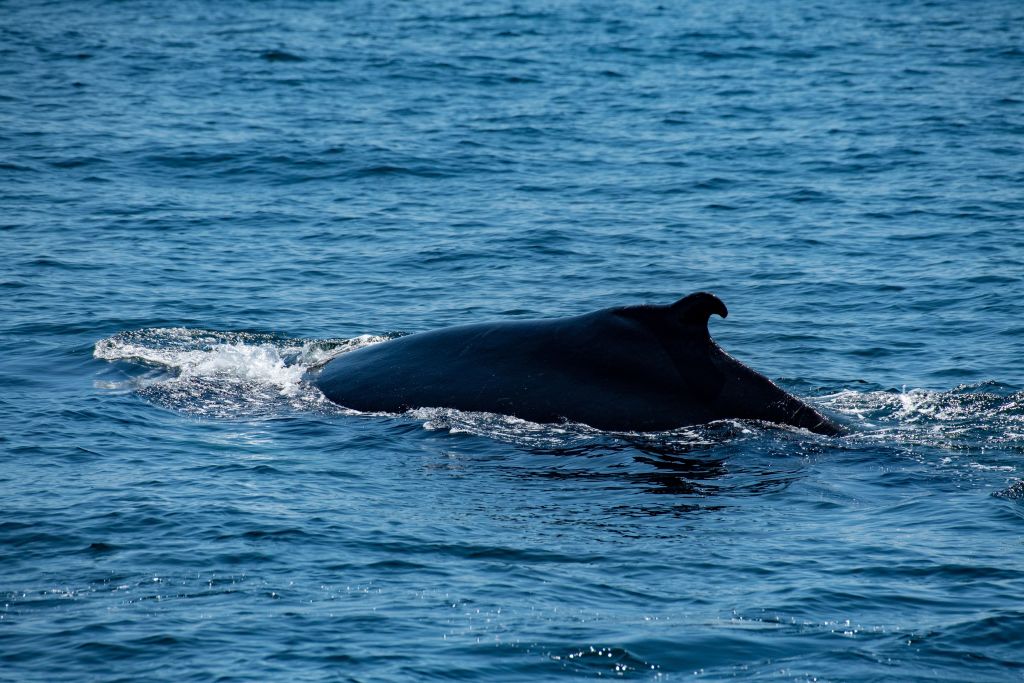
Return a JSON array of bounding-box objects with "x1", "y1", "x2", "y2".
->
[
  {"x1": 93, "y1": 328, "x2": 388, "y2": 417},
  {"x1": 818, "y1": 383, "x2": 1024, "y2": 454}
]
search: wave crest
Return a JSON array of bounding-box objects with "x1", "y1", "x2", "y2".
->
[{"x1": 94, "y1": 328, "x2": 387, "y2": 418}]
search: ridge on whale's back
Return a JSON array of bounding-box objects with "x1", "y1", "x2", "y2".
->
[{"x1": 311, "y1": 292, "x2": 844, "y2": 435}]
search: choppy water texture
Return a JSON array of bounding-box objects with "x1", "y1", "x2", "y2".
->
[{"x1": 3, "y1": 0, "x2": 1024, "y2": 680}]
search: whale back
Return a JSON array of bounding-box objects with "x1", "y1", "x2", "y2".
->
[
  {"x1": 312, "y1": 293, "x2": 843, "y2": 435},
  {"x1": 617, "y1": 293, "x2": 842, "y2": 435}
]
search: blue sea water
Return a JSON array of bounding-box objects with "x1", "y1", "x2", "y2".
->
[{"x1": 2, "y1": 0, "x2": 1024, "y2": 680}]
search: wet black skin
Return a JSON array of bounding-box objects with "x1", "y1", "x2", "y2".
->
[{"x1": 309, "y1": 292, "x2": 844, "y2": 436}]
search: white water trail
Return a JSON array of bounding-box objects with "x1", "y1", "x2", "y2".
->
[{"x1": 94, "y1": 328, "x2": 387, "y2": 417}]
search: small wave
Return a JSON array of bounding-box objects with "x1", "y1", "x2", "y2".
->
[
  {"x1": 993, "y1": 480, "x2": 1024, "y2": 500},
  {"x1": 413, "y1": 406, "x2": 601, "y2": 446},
  {"x1": 260, "y1": 50, "x2": 305, "y2": 62},
  {"x1": 818, "y1": 382, "x2": 1024, "y2": 451},
  {"x1": 550, "y1": 645, "x2": 656, "y2": 677},
  {"x1": 94, "y1": 328, "x2": 387, "y2": 418},
  {"x1": 412, "y1": 406, "x2": 775, "y2": 454}
]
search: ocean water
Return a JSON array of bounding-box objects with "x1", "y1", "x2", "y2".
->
[{"x1": 2, "y1": 0, "x2": 1024, "y2": 680}]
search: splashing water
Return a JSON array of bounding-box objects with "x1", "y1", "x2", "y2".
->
[
  {"x1": 93, "y1": 328, "x2": 389, "y2": 418},
  {"x1": 819, "y1": 383, "x2": 1024, "y2": 452}
]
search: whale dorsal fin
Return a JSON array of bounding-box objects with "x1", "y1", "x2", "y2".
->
[{"x1": 671, "y1": 292, "x2": 728, "y2": 326}]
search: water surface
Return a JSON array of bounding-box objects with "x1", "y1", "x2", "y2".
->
[{"x1": 2, "y1": 0, "x2": 1024, "y2": 680}]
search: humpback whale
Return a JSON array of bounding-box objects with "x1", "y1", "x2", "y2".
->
[{"x1": 309, "y1": 292, "x2": 843, "y2": 435}]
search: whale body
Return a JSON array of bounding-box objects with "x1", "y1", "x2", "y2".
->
[{"x1": 310, "y1": 292, "x2": 843, "y2": 435}]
